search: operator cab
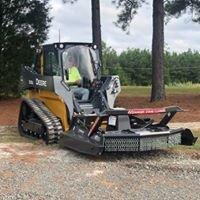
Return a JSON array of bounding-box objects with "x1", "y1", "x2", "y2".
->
[
  {"x1": 24, "y1": 42, "x2": 120, "y2": 114},
  {"x1": 62, "y1": 45, "x2": 101, "y2": 101}
]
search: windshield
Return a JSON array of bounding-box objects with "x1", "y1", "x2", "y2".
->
[{"x1": 62, "y1": 46, "x2": 99, "y2": 82}]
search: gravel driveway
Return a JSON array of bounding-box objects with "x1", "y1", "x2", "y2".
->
[{"x1": 0, "y1": 126, "x2": 200, "y2": 200}]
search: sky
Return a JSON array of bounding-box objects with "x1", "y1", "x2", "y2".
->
[{"x1": 46, "y1": 0, "x2": 200, "y2": 53}]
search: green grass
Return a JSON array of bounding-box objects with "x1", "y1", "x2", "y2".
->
[
  {"x1": 188, "y1": 130, "x2": 200, "y2": 150},
  {"x1": 120, "y1": 86, "x2": 151, "y2": 97},
  {"x1": 120, "y1": 84, "x2": 200, "y2": 97}
]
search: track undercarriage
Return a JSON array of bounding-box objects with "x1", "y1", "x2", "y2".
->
[{"x1": 18, "y1": 99, "x2": 63, "y2": 144}]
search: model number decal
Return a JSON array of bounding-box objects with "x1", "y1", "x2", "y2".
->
[
  {"x1": 29, "y1": 80, "x2": 34, "y2": 85},
  {"x1": 36, "y1": 78, "x2": 47, "y2": 87}
]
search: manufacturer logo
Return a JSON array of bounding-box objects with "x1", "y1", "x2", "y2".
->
[
  {"x1": 36, "y1": 78, "x2": 47, "y2": 87},
  {"x1": 29, "y1": 80, "x2": 34, "y2": 85}
]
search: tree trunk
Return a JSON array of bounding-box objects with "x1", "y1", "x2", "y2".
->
[
  {"x1": 151, "y1": 0, "x2": 166, "y2": 102},
  {"x1": 91, "y1": 0, "x2": 102, "y2": 59}
]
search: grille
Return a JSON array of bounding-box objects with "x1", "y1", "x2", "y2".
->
[
  {"x1": 104, "y1": 133, "x2": 181, "y2": 152},
  {"x1": 104, "y1": 137, "x2": 139, "y2": 152},
  {"x1": 140, "y1": 136, "x2": 168, "y2": 151},
  {"x1": 168, "y1": 133, "x2": 181, "y2": 147}
]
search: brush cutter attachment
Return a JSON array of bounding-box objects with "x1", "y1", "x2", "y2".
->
[{"x1": 60, "y1": 106, "x2": 198, "y2": 155}]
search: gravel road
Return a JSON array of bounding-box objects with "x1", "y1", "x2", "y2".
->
[
  {"x1": 0, "y1": 126, "x2": 200, "y2": 200},
  {"x1": 169, "y1": 122, "x2": 200, "y2": 131}
]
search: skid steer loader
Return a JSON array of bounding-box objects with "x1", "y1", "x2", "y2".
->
[{"x1": 18, "y1": 42, "x2": 197, "y2": 155}]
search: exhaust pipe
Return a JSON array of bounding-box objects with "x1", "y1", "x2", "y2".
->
[{"x1": 181, "y1": 129, "x2": 198, "y2": 146}]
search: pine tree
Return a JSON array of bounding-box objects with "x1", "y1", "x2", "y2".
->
[{"x1": 166, "y1": 0, "x2": 200, "y2": 23}]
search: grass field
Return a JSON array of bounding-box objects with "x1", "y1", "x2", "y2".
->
[
  {"x1": 188, "y1": 130, "x2": 200, "y2": 150},
  {"x1": 120, "y1": 84, "x2": 200, "y2": 97}
]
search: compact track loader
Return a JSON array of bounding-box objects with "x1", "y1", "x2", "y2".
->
[{"x1": 18, "y1": 42, "x2": 197, "y2": 155}]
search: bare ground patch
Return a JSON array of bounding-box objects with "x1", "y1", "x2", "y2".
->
[{"x1": 0, "y1": 126, "x2": 57, "y2": 161}]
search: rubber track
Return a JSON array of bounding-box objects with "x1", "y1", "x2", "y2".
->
[{"x1": 23, "y1": 98, "x2": 63, "y2": 144}]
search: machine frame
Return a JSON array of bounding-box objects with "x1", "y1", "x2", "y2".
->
[{"x1": 18, "y1": 42, "x2": 198, "y2": 155}]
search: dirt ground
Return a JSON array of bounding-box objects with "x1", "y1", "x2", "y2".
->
[
  {"x1": 116, "y1": 94, "x2": 200, "y2": 123},
  {"x1": 0, "y1": 98, "x2": 21, "y2": 126},
  {"x1": 0, "y1": 95, "x2": 200, "y2": 126}
]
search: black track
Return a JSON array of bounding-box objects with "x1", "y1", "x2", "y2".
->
[{"x1": 18, "y1": 98, "x2": 63, "y2": 144}]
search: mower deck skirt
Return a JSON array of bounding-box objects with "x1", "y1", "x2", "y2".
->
[{"x1": 59, "y1": 128, "x2": 187, "y2": 156}]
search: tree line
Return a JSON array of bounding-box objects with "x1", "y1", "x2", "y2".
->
[
  {"x1": 1, "y1": 0, "x2": 200, "y2": 99},
  {"x1": 102, "y1": 42, "x2": 200, "y2": 86}
]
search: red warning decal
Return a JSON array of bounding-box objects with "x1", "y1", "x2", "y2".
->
[{"x1": 128, "y1": 108, "x2": 166, "y2": 115}]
